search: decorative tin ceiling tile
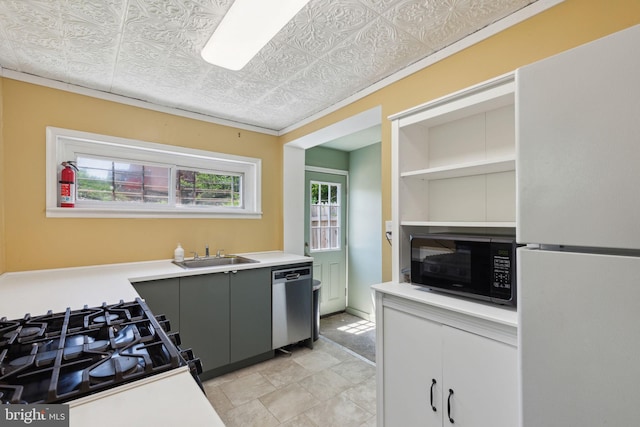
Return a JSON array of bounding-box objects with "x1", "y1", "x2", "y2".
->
[
  {"x1": 384, "y1": 0, "x2": 532, "y2": 48},
  {"x1": 0, "y1": 36, "x2": 19, "y2": 70},
  {"x1": 247, "y1": 40, "x2": 316, "y2": 84},
  {"x1": 358, "y1": 0, "x2": 400, "y2": 14},
  {"x1": 287, "y1": 59, "x2": 360, "y2": 102},
  {"x1": 0, "y1": 0, "x2": 539, "y2": 131},
  {"x1": 323, "y1": 16, "x2": 431, "y2": 83},
  {"x1": 279, "y1": 0, "x2": 377, "y2": 56}
]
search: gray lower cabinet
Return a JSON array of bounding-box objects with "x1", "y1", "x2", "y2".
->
[
  {"x1": 180, "y1": 273, "x2": 230, "y2": 372},
  {"x1": 229, "y1": 268, "x2": 271, "y2": 363},
  {"x1": 133, "y1": 267, "x2": 272, "y2": 376},
  {"x1": 133, "y1": 277, "x2": 180, "y2": 332}
]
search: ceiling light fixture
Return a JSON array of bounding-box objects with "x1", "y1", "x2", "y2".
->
[{"x1": 201, "y1": 0, "x2": 310, "y2": 71}]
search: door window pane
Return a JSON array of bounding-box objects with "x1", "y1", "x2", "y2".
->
[{"x1": 310, "y1": 181, "x2": 341, "y2": 251}]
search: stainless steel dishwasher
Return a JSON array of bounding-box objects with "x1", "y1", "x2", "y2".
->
[{"x1": 272, "y1": 265, "x2": 313, "y2": 350}]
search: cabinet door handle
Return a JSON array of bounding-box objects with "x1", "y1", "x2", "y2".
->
[
  {"x1": 430, "y1": 379, "x2": 437, "y2": 412},
  {"x1": 447, "y1": 388, "x2": 455, "y2": 424}
]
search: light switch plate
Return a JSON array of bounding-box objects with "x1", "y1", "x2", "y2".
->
[{"x1": 385, "y1": 220, "x2": 392, "y2": 232}]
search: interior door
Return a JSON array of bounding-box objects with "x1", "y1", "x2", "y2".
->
[{"x1": 305, "y1": 170, "x2": 347, "y2": 315}]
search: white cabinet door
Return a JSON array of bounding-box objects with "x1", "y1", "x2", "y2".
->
[
  {"x1": 442, "y1": 326, "x2": 518, "y2": 427},
  {"x1": 382, "y1": 307, "x2": 442, "y2": 427}
]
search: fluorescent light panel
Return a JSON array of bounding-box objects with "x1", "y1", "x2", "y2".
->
[{"x1": 201, "y1": 0, "x2": 310, "y2": 71}]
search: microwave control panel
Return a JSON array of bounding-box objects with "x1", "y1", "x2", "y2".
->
[{"x1": 491, "y1": 243, "x2": 514, "y2": 293}]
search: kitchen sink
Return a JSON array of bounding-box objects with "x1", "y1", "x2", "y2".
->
[{"x1": 173, "y1": 255, "x2": 259, "y2": 269}]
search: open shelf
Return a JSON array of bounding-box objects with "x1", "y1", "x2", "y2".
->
[
  {"x1": 401, "y1": 157, "x2": 515, "y2": 181},
  {"x1": 401, "y1": 221, "x2": 516, "y2": 228}
]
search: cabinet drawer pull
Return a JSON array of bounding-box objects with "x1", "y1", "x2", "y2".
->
[
  {"x1": 430, "y1": 379, "x2": 437, "y2": 412},
  {"x1": 447, "y1": 388, "x2": 455, "y2": 424}
]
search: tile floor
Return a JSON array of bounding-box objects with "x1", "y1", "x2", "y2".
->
[{"x1": 202, "y1": 337, "x2": 376, "y2": 426}]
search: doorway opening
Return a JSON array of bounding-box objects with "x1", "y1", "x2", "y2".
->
[{"x1": 284, "y1": 107, "x2": 382, "y2": 350}]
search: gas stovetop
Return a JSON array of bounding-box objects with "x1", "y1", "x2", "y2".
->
[{"x1": 0, "y1": 298, "x2": 202, "y2": 404}]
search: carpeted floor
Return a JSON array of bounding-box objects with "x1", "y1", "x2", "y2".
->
[{"x1": 319, "y1": 312, "x2": 376, "y2": 363}]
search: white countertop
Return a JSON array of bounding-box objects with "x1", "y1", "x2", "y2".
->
[
  {"x1": 0, "y1": 251, "x2": 311, "y2": 426},
  {"x1": 0, "y1": 251, "x2": 311, "y2": 319},
  {"x1": 372, "y1": 281, "x2": 518, "y2": 328},
  {"x1": 69, "y1": 368, "x2": 225, "y2": 427}
]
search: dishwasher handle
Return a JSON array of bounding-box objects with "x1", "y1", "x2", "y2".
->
[{"x1": 272, "y1": 267, "x2": 312, "y2": 283}]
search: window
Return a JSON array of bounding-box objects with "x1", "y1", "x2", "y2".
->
[
  {"x1": 176, "y1": 169, "x2": 241, "y2": 207},
  {"x1": 46, "y1": 127, "x2": 261, "y2": 218},
  {"x1": 309, "y1": 181, "x2": 341, "y2": 251},
  {"x1": 76, "y1": 156, "x2": 171, "y2": 204}
]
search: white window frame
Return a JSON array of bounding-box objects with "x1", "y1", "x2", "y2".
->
[{"x1": 46, "y1": 127, "x2": 262, "y2": 218}]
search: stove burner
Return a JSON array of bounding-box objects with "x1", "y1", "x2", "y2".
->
[
  {"x1": 64, "y1": 340, "x2": 110, "y2": 358},
  {"x1": 89, "y1": 355, "x2": 139, "y2": 380},
  {"x1": 113, "y1": 325, "x2": 137, "y2": 346},
  {"x1": 2, "y1": 326, "x2": 40, "y2": 339},
  {"x1": 0, "y1": 299, "x2": 201, "y2": 404},
  {"x1": 93, "y1": 314, "x2": 119, "y2": 323},
  {"x1": 8, "y1": 354, "x2": 34, "y2": 367}
]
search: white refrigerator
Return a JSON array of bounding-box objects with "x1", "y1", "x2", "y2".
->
[{"x1": 516, "y1": 24, "x2": 640, "y2": 427}]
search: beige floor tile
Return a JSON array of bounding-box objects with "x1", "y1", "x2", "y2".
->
[
  {"x1": 330, "y1": 359, "x2": 375, "y2": 385},
  {"x1": 203, "y1": 384, "x2": 234, "y2": 415},
  {"x1": 311, "y1": 338, "x2": 361, "y2": 362},
  {"x1": 220, "y1": 372, "x2": 276, "y2": 406},
  {"x1": 280, "y1": 413, "x2": 318, "y2": 427},
  {"x1": 294, "y1": 350, "x2": 341, "y2": 372},
  {"x1": 202, "y1": 370, "x2": 239, "y2": 387},
  {"x1": 260, "y1": 383, "x2": 319, "y2": 423},
  {"x1": 263, "y1": 358, "x2": 314, "y2": 388},
  {"x1": 204, "y1": 325, "x2": 377, "y2": 426},
  {"x1": 289, "y1": 345, "x2": 315, "y2": 359},
  {"x1": 237, "y1": 351, "x2": 294, "y2": 376},
  {"x1": 221, "y1": 399, "x2": 280, "y2": 427},
  {"x1": 341, "y1": 376, "x2": 377, "y2": 414},
  {"x1": 298, "y1": 368, "x2": 353, "y2": 401},
  {"x1": 304, "y1": 394, "x2": 372, "y2": 427},
  {"x1": 359, "y1": 414, "x2": 377, "y2": 427}
]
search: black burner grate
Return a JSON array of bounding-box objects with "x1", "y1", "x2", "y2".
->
[{"x1": 0, "y1": 299, "x2": 201, "y2": 404}]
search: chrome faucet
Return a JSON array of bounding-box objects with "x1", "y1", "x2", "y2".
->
[
  {"x1": 216, "y1": 249, "x2": 224, "y2": 258},
  {"x1": 191, "y1": 251, "x2": 200, "y2": 260}
]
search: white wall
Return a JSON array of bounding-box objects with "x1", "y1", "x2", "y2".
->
[{"x1": 283, "y1": 145, "x2": 306, "y2": 255}]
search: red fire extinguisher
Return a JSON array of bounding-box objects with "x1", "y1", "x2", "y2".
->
[{"x1": 59, "y1": 161, "x2": 78, "y2": 208}]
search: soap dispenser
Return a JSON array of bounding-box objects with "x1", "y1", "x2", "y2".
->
[{"x1": 174, "y1": 243, "x2": 185, "y2": 262}]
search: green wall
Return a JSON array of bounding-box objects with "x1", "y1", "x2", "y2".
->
[
  {"x1": 347, "y1": 142, "x2": 382, "y2": 320},
  {"x1": 305, "y1": 146, "x2": 349, "y2": 170}
]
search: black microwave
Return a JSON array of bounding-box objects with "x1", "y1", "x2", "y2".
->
[{"x1": 410, "y1": 234, "x2": 518, "y2": 306}]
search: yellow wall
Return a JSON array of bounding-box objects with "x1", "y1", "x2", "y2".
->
[
  {"x1": 280, "y1": 0, "x2": 640, "y2": 282},
  {"x1": 1, "y1": 80, "x2": 282, "y2": 271}
]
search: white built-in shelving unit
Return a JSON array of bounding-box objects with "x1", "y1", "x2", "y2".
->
[{"x1": 390, "y1": 73, "x2": 517, "y2": 282}]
